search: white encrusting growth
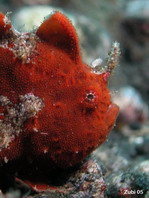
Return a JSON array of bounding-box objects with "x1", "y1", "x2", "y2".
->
[
  {"x1": 0, "y1": 32, "x2": 38, "y2": 64},
  {"x1": 0, "y1": 93, "x2": 44, "y2": 150},
  {"x1": 91, "y1": 58, "x2": 103, "y2": 68},
  {"x1": 12, "y1": 32, "x2": 38, "y2": 64},
  {"x1": 0, "y1": 14, "x2": 38, "y2": 64},
  {"x1": 91, "y1": 57, "x2": 105, "y2": 74}
]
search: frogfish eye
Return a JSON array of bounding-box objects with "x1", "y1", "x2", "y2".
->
[
  {"x1": 85, "y1": 91, "x2": 96, "y2": 102},
  {"x1": 80, "y1": 89, "x2": 99, "y2": 110}
]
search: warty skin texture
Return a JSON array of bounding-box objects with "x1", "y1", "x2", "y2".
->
[{"x1": 0, "y1": 12, "x2": 119, "y2": 190}]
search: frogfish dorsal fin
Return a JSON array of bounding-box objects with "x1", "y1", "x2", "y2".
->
[{"x1": 36, "y1": 11, "x2": 81, "y2": 63}]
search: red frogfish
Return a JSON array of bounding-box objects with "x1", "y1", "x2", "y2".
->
[{"x1": 0, "y1": 12, "x2": 119, "y2": 190}]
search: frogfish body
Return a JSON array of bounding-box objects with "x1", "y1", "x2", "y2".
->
[{"x1": 0, "y1": 12, "x2": 119, "y2": 190}]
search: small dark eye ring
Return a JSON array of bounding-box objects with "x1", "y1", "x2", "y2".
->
[{"x1": 85, "y1": 91, "x2": 96, "y2": 102}]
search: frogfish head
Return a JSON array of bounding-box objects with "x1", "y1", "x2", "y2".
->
[{"x1": 26, "y1": 11, "x2": 120, "y2": 168}]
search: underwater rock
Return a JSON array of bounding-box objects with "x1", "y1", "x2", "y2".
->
[
  {"x1": 93, "y1": 127, "x2": 149, "y2": 198},
  {"x1": 112, "y1": 86, "x2": 148, "y2": 129},
  {"x1": 106, "y1": 160, "x2": 149, "y2": 198},
  {"x1": 17, "y1": 160, "x2": 106, "y2": 198},
  {"x1": 106, "y1": 171, "x2": 146, "y2": 198},
  {"x1": 93, "y1": 143, "x2": 130, "y2": 174}
]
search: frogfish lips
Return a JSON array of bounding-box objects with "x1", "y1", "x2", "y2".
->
[{"x1": 106, "y1": 103, "x2": 119, "y2": 131}]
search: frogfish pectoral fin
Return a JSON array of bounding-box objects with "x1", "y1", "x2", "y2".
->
[{"x1": 15, "y1": 177, "x2": 57, "y2": 192}]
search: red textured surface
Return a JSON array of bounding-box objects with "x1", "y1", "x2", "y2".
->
[
  {"x1": 0, "y1": 12, "x2": 119, "y2": 190},
  {"x1": 0, "y1": 13, "x2": 12, "y2": 37}
]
